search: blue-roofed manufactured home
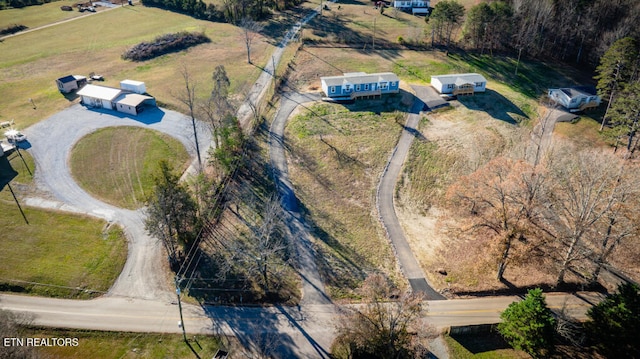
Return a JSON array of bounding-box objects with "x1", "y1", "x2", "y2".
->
[{"x1": 321, "y1": 72, "x2": 400, "y2": 100}]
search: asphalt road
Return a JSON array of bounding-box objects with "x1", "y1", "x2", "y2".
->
[
  {"x1": 22, "y1": 104, "x2": 211, "y2": 301},
  {"x1": 376, "y1": 86, "x2": 445, "y2": 300},
  {"x1": 0, "y1": 290, "x2": 602, "y2": 335}
]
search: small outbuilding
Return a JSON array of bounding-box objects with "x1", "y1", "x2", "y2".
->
[
  {"x1": 56, "y1": 75, "x2": 87, "y2": 93},
  {"x1": 431, "y1": 73, "x2": 487, "y2": 95},
  {"x1": 548, "y1": 86, "x2": 601, "y2": 112},
  {"x1": 120, "y1": 79, "x2": 147, "y2": 94},
  {"x1": 77, "y1": 85, "x2": 122, "y2": 110}
]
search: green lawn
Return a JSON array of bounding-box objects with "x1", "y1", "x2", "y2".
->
[
  {"x1": 70, "y1": 127, "x2": 190, "y2": 209},
  {"x1": 0, "y1": 0, "x2": 91, "y2": 30},
  {"x1": 0, "y1": 200, "x2": 127, "y2": 298},
  {"x1": 444, "y1": 333, "x2": 529, "y2": 359},
  {"x1": 285, "y1": 97, "x2": 411, "y2": 298},
  {"x1": 26, "y1": 328, "x2": 224, "y2": 359}
]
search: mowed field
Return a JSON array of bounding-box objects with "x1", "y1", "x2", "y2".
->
[
  {"x1": 0, "y1": 5, "x2": 273, "y2": 131},
  {"x1": 70, "y1": 127, "x2": 191, "y2": 209}
]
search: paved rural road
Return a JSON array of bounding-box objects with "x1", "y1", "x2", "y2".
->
[
  {"x1": 376, "y1": 86, "x2": 445, "y2": 300},
  {"x1": 22, "y1": 104, "x2": 211, "y2": 301},
  {"x1": 269, "y1": 91, "x2": 330, "y2": 308}
]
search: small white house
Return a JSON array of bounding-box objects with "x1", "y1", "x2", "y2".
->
[
  {"x1": 548, "y1": 86, "x2": 600, "y2": 112},
  {"x1": 431, "y1": 73, "x2": 487, "y2": 95},
  {"x1": 393, "y1": 0, "x2": 429, "y2": 14},
  {"x1": 56, "y1": 75, "x2": 87, "y2": 93}
]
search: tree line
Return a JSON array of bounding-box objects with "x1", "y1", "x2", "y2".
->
[
  {"x1": 140, "y1": 0, "x2": 303, "y2": 23},
  {"x1": 429, "y1": 0, "x2": 640, "y2": 67}
]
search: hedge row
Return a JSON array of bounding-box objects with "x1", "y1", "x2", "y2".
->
[{"x1": 122, "y1": 31, "x2": 211, "y2": 61}]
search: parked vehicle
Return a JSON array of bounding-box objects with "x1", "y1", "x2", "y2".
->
[{"x1": 5, "y1": 129, "x2": 27, "y2": 142}]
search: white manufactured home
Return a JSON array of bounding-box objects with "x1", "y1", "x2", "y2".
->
[
  {"x1": 548, "y1": 86, "x2": 601, "y2": 112},
  {"x1": 431, "y1": 73, "x2": 487, "y2": 95}
]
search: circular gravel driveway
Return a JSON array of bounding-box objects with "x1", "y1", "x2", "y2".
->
[{"x1": 23, "y1": 104, "x2": 211, "y2": 300}]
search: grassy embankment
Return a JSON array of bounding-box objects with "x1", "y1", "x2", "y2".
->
[
  {"x1": 70, "y1": 127, "x2": 190, "y2": 209},
  {"x1": 1, "y1": 150, "x2": 128, "y2": 298},
  {"x1": 285, "y1": 94, "x2": 412, "y2": 298},
  {"x1": 26, "y1": 328, "x2": 224, "y2": 359}
]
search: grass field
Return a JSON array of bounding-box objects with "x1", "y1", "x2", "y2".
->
[
  {"x1": 444, "y1": 333, "x2": 529, "y2": 359},
  {"x1": 26, "y1": 328, "x2": 224, "y2": 358},
  {"x1": 0, "y1": 202, "x2": 127, "y2": 298},
  {"x1": 69, "y1": 127, "x2": 190, "y2": 209},
  {"x1": 285, "y1": 97, "x2": 411, "y2": 298},
  {"x1": 0, "y1": 0, "x2": 93, "y2": 30},
  {"x1": 0, "y1": 5, "x2": 272, "y2": 131}
]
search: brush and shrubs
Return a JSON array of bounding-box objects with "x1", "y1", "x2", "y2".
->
[{"x1": 122, "y1": 31, "x2": 210, "y2": 61}]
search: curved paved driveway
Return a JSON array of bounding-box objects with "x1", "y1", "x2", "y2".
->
[
  {"x1": 269, "y1": 91, "x2": 330, "y2": 306},
  {"x1": 377, "y1": 87, "x2": 445, "y2": 300},
  {"x1": 23, "y1": 104, "x2": 211, "y2": 301}
]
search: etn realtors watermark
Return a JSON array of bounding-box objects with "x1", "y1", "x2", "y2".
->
[{"x1": 3, "y1": 337, "x2": 79, "y2": 347}]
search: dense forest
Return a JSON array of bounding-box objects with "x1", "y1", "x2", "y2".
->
[{"x1": 432, "y1": 0, "x2": 640, "y2": 67}]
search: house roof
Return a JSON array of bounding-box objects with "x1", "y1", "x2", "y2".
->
[
  {"x1": 57, "y1": 75, "x2": 86, "y2": 83},
  {"x1": 431, "y1": 73, "x2": 487, "y2": 85},
  {"x1": 77, "y1": 84, "x2": 122, "y2": 101},
  {"x1": 557, "y1": 86, "x2": 597, "y2": 98},
  {"x1": 116, "y1": 93, "x2": 154, "y2": 107},
  {"x1": 321, "y1": 72, "x2": 400, "y2": 86},
  {"x1": 57, "y1": 75, "x2": 76, "y2": 83},
  {"x1": 120, "y1": 79, "x2": 145, "y2": 87}
]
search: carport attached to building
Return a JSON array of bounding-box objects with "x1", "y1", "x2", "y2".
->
[{"x1": 115, "y1": 93, "x2": 156, "y2": 115}]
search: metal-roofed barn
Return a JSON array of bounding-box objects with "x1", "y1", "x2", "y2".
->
[{"x1": 76, "y1": 80, "x2": 156, "y2": 115}]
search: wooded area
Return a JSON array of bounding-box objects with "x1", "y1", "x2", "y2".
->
[{"x1": 433, "y1": 0, "x2": 640, "y2": 67}]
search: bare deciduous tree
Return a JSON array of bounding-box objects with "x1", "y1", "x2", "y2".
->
[
  {"x1": 239, "y1": 17, "x2": 264, "y2": 64},
  {"x1": 332, "y1": 274, "x2": 434, "y2": 359},
  {"x1": 174, "y1": 64, "x2": 202, "y2": 167}
]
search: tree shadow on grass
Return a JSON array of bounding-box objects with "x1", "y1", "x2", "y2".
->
[
  {"x1": 449, "y1": 328, "x2": 513, "y2": 355},
  {"x1": 450, "y1": 51, "x2": 591, "y2": 100},
  {"x1": 456, "y1": 89, "x2": 529, "y2": 125}
]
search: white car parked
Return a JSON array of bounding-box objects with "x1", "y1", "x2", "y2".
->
[{"x1": 5, "y1": 129, "x2": 27, "y2": 142}]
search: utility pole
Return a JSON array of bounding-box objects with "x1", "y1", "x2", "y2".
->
[
  {"x1": 175, "y1": 277, "x2": 188, "y2": 343},
  {"x1": 272, "y1": 55, "x2": 277, "y2": 93},
  {"x1": 7, "y1": 183, "x2": 28, "y2": 225},
  {"x1": 372, "y1": 16, "x2": 376, "y2": 51}
]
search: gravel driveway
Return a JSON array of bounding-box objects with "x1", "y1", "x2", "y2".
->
[{"x1": 23, "y1": 104, "x2": 211, "y2": 301}]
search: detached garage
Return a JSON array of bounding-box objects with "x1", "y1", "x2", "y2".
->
[{"x1": 115, "y1": 93, "x2": 156, "y2": 115}]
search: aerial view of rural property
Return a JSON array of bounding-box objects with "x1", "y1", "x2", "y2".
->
[{"x1": 1, "y1": 0, "x2": 640, "y2": 357}]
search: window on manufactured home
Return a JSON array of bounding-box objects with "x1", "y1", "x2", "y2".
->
[
  {"x1": 364, "y1": 84, "x2": 370, "y2": 90},
  {"x1": 380, "y1": 82, "x2": 388, "y2": 89},
  {"x1": 330, "y1": 86, "x2": 336, "y2": 93},
  {"x1": 447, "y1": 84, "x2": 455, "y2": 89},
  {"x1": 475, "y1": 82, "x2": 483, "y2": 87},
  {"x1": 356, "y1": 85, "x2": 361, "y2": 91}
]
